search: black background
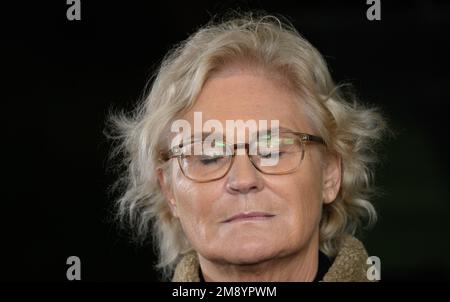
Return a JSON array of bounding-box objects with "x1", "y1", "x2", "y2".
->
[{"x1": 2, "y1": 0, "x2": 450, "y2": 282}]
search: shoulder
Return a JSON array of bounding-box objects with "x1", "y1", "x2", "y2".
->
[
  {"x1": 172, "y1": 251, "x2": 200, "y2": 282},
  {"x1": 322, "y1": 235, "x2": 372, "y2": 282}
]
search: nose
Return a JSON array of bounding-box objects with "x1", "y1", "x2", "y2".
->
[{"x1": 226, "y1": 154, "x2": 264, "y2": 194}]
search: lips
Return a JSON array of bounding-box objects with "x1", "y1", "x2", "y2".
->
[{"x1": 222, "y1": 212, "x2": 275, "y2": 223}]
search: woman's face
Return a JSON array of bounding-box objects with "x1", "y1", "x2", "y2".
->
[{"x1": 159, "y1": 68, "x2": 341, "y2": 265}]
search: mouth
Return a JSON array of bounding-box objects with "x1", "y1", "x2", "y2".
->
[{"x1": 222, "y1": 212, "x2": 275, "y2": 223}]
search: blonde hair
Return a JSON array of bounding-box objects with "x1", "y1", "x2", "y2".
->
[{"x1": 106, "y1": 12, "x2": 387, "y2": 280}]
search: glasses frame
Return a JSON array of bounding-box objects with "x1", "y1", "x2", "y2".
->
[{"x1": 160, "y1": 131, "x2": 326, "y2": 183}]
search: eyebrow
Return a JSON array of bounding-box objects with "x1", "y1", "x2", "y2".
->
[
  {"x1": 272, "y1": 126, "x2": 296, "y2": 133},
  {"x1": 190, "y1": 126, "x2": 297, "y2": 138}
]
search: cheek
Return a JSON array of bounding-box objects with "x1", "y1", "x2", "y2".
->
[
  {"x1": 267, "y1": 163, "x2": 324, "y2": 233},
  {"x1": 171, "y1": 169, "x2": 223, "y2": 242},
  {"x1": 170, "y1": 162, "x2": 200, "y2": 206}
]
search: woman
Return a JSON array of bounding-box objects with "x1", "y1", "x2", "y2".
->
[{"x1": 108, "y1": 13, "x2": 387, "y2": 282}]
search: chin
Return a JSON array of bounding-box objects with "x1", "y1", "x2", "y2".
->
[{"x1": 219, "y1": 239, "x2": 281, "y2": 265}]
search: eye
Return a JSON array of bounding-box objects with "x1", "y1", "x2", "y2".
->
[
  {"x1": 198, "y1": 155, "x2": 225, "y2": 165},
  {"x1": 259, "y1": 151, "x2": 284, "y2": 159}
]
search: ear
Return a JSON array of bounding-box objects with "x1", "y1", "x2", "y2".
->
[
  {"x1": 156, "y1": 167, "x2": 178, "y2": 217},
  {"x1": 322, "y1": 153, "x2": 342, "y2": 205}
]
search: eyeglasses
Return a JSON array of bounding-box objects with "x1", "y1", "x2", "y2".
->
[{"x1": 160, "y1": 131, "x2": 325, "y2": 183}]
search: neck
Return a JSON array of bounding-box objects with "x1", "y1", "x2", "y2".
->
[{"x1": 198, "y1": 234, "x2": 320, "y2": 282}]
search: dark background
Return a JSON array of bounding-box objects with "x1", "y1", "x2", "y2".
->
[{"x1": 2, "y1": 0, "x2": 450, "y2": 282}]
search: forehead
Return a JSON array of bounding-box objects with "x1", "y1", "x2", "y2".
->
[{"x1": 181, "y1": 70, "x2": 314, "y2": 133}]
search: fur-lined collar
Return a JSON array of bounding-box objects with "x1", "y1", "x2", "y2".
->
[{"x1": 172, "y1": 235, "x2": 370, "y2": 282}]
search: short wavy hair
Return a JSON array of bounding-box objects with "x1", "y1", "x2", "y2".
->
[{"x1": 106, "y1": 13, "x2": 387, "y2": 280}]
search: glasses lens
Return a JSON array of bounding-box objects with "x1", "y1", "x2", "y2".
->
[
  {"x1": 252, "y1": 134, "x2": 304, "y2": 174},
  {"x1": 176, "y1": 134, "x2": 305, "y2": 181},
  {"x1": 179, "y1": 141, "x2": 232, "y2": 181}
]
